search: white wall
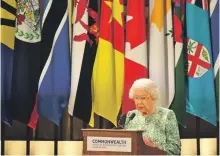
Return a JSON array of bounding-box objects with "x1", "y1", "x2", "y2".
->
[{"x1": 2, "y1": 139, "x2": 218, "y2": 155}]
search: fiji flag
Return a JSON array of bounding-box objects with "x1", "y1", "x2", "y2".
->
[
  {"x1": 186, "y1": 0, "x2": 217, "y2": 125},
  {"x1": 38, "y1": 0, "x2": 70, "y2": 125}
]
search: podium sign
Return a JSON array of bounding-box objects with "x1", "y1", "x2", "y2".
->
[
  {"x1": 82, "y1": 129, "x2": 166, "y2": 155},
  {"x1": 87, "y1": 136, "x2": 131, "y2": 152}
]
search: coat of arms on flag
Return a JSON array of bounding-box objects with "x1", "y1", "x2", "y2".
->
[
  {"x1": 15, "y1": 0, "x2": 40, "y2": 42},
  {"x1": 73, "y1": 0, "x2": 99, "y2": 45},
  {"x1": 187, "y1": 38, "x2": 211, "y2": 78}
]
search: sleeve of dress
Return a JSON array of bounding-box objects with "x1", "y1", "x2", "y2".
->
[{"x1": 159, "y1": 110, "x2": 181, "y2": 155}]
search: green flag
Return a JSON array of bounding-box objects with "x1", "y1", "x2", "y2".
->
[{"x1": 169, "y1": 0, "x2": 186, "y2": 127}]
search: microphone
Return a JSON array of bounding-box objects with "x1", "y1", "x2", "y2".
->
[
  {"x1": 117, "y1": 113, "x2": 127, "y2": 128},
  {"x1": 113, "y1": 113, "x2": 136, "y2": 129},
  {"x1": 128, "y1": 113, "x2": 136, "y2": 121}
]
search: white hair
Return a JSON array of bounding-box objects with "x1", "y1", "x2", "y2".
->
[{"x1": 129, "y1": 78, "x2": 159, "y2": 101}]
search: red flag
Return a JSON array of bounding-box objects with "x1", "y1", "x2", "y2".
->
[
  {"x1": 89, "y1": 0, "x2": 124, "y2": 126},
  {"x1": 28, "y1": 94, "x2": 39, "y2": 130},
  {"x1": 122, "y1": 0, "x2": 148, "y2": 113}
]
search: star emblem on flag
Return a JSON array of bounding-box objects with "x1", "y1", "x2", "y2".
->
[{"x1": 104, "y1": 0, "x2": 123, "y2": 26}]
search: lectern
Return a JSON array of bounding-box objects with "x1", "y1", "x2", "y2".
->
[{"x1": 82, "y1": 129, "x2": 166, "y2": 155}]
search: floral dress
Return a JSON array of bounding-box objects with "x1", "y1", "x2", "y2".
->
[{"x1": 124, "y1": 106, "x2": 181, "y2": 155}]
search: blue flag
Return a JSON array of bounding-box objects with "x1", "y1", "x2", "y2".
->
[
  {"x1": 38, "y1": 0, "x2": 70, "y2": 125},
  {"x1": 1, "y1": 0, "x2": 16, "y2": 126},
  {"x1": 1, "y1": 44, "x2": 13, "y2": 126},
  {"x1": 186, "y1": 2, "x2": 217, "y2": 125},
  {"x1": 210, "y1": 0, "x2": 219, "y2": 120}
]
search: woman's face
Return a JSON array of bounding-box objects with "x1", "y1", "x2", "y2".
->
[{"x1": 133, "y1": 89, "x2": 154, "y2": 115}]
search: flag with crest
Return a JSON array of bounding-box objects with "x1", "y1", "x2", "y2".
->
[
  {"x1": 186, "y1": 0, "x2": 216, "y2": 125},
  {"x1": 11, "y1": 0, "x2": 41, "y2": 124},
  {"x1": 68, "y1": 0, "x2": 99, "y2": 123}
]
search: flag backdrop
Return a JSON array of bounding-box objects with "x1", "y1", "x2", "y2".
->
[
  {"x1": 90, "y1": 0, "x2": 124, "y2": 126},
  {"x1": 38, "y1": 0, "x2": 71, "y2": 125},
  {"x1": 1, "y1": 0, "x2": 16, "y2": 126},
  {"x1": 210, "y1": 0, "x2": 219, "y2": 121},
  {"x1": 169, "y1": 0, "x2": 186, "y2": 127},
  {"x1": 11, "y1": 0, "x2": 41, "y2": 124},
  {"x1": 122, "y1": 0, "x2": 148, "y2": 114},
  {"x1": 149, "y1": 0, "x2": 175, "y2": 108},
  {"x1": 1, "y1": 0, "x2": 219, "y2": 130},
  {"x1": 186, "y1": 0, "x2": 217, "y2": 125},
  {"x1": 68, "y1": 0, "x2": 99, "y2": 123}
]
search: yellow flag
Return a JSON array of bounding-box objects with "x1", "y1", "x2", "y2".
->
[
  {"x1": 0, "y1": 0, "x2": 16, "y2": 49},
  {"x1": 90, "y1": 0, "x2": 124, "y2": 126}
]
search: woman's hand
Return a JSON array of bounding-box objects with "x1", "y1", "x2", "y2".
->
[{"x1": 143, "y1": 137, "x2": 157, "y2": 148}]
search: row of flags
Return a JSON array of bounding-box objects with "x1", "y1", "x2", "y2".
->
[{"x1": 1, "y1": 0, "x2": 218, "y2": 129}]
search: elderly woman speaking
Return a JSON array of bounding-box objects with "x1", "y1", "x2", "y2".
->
[{"x1": 124, "y1": 78, "x2": 181, "y2": 155}]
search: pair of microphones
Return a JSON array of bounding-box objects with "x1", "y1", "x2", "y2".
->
[{"x1": 114, "y1": 113, "x2": 136, "y2": 129}]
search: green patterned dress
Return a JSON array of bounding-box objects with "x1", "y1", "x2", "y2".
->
[{"x1": 124, "y1": 106, "x2": 181, "y2": 155}]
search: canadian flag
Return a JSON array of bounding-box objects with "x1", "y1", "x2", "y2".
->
[{"x1": 122, "y1": 0, "x2": 148, "y2": 113}]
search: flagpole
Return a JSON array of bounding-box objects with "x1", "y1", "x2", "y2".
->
[
  {"x1": 70, "y1": 117, "x2": 74, "y2": 140},
  {"x1": 83, "y1": 122, "x2": 88, "y2": 130},
  {"x1": 1, "y1": 123, "x2": 5, "y2": 155},
  {"x1": 196, "y1": 117, "x2": 200, "y2": 155},
  {"x1": 99, "y1": 116, "x2": 103, "y2": 129},
  {"x1": 60, "y1": 117, "x2": 63, "y2": 140},
  {"x1": 35, "y1": 124, "x2": 39, "y2": 140},
  {"x1": 25, "y1": 127, "x2": 32, "y2": 155},
  {"x1": 54, "y1": 124, "x2": 58, "y2": 155},
  {"x1": 217, "y1": 121, "x2": 219, "y2": 155}
]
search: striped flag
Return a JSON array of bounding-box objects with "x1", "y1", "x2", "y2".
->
[
  {"x1": 186, "y1": 0, "x2": 216, "y2": 125},
  {"x1": 68, "y1": 0, "x2": 99, "y2": 123},
  {"x1": 0, "y1": 0, "x2": 16, "y2": 126},
  {"x1": 210, "y1": 0, "x2": 219, "y2": 120},
  {"x1": 149, "y1": 0, "x2": 175, "y2": 108},
  {"x1": 122, "y1": 0, "x2": 148, "y2": 113},
  {"x1": 89, "y1": 0, "x2": 124, "y2": 126},
  {"x1": 169, "y1": 0, "x2": 186, "y2": 127},
  {"x1": 38, "y1": 0, "x2": 71, "y2": 125},
  {"x1": 11, "y1": 0, "x2": 42, "y2": 124}
]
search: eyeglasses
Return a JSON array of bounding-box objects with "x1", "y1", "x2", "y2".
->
[{"x1": 133, "y1": 96, "x2": 151, "y2": 101}]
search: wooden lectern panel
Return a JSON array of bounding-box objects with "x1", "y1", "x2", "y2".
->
[{"x1": 82, "y1": 129, "x2": 166, "y2": 155}]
